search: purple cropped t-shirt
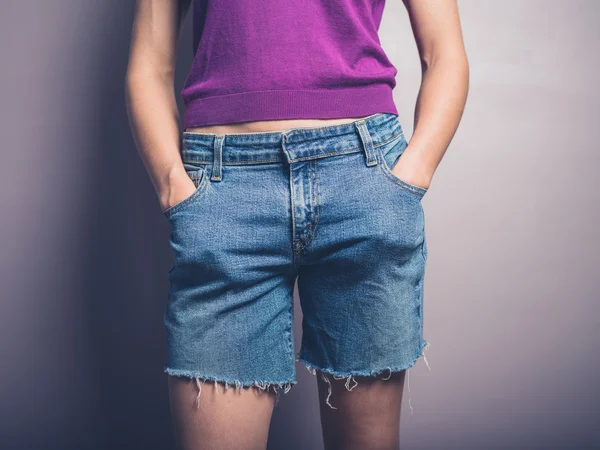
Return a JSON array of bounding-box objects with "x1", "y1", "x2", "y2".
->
[{"x1": 182, "y1": 0, "x2": 399, "y2": 129}]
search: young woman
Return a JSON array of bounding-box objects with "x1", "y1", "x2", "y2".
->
[{"x1": 125, "y1": 0, "x2": 468, "y2": 448}]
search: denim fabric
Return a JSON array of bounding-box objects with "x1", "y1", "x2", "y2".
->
[{"x1": 163, "y1": 112, "x2": 431, "y2": 408}]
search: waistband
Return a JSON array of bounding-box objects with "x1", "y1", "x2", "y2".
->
[{"x1": 180, "y1": 112, "x2": 404, "y2": 165}]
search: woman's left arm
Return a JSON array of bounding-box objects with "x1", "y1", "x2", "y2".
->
[{"x1": 393, "y1": 0, "x2": 470, "y2": 191}]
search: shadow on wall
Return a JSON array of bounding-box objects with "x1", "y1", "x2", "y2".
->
[
  {"x1": 3, "y1": 1, "x2": 600, "y2": 449},
  {"x1": 76, "y1": 3, "x2": 320, "y2": 450},
  {"x1": 76, "y1": 3, "x2": 174, "y2": 448}
]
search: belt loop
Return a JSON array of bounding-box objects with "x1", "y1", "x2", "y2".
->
[
  {"x1": 280, "y1": 131, "x2": 292, "y2": 164},
  {"x1": 355, "y1": 120, "x2": 377, "y2": 167},
  {"x1": 211, "y1": 134, "x2": 224, "y2": 181}
]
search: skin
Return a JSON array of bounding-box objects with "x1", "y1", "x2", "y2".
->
[
  {"x1": 317, "y1": 371, "x2": 407, "y2": 450},
  {"x1": 125, "y1": 0, "x2": 468, "y2": 449},
  {"x1": 167, "y1": 377, "x2": 276, "y2": 450}
]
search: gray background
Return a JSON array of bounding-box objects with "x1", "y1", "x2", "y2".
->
[{"x1": 0, "y1": 1, "x2": 598, "y2": 449}]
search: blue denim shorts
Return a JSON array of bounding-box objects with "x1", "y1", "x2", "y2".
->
[{"x1": 163, "y1": 112, "x2": 431, "y2": 409}]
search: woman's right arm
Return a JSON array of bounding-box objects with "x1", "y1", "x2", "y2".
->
[{"x1": 125, "y1": 0, "x2": 195, "y2": 213}]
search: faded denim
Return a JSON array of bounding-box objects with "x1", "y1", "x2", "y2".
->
[{"x1": 163, "y1": 112, "x2": 431, "y2": 409}]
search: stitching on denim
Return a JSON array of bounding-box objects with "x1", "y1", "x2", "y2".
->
[
  {"x1": 294, "y1": 160, "x2": 321, "y2": 254},
  {"x1": 313, "y1": 160, "x2": 321, "y2": 245},
  {"x1": 289, "y1": 147, "x2": 362, "y2": 163},
  {"x1": 184, "y1": 147, "x2": 362, "y2": 166},
  {"x1": 286, "y1": 284, "x2": 295, "y2": 376},
  {"x1": 211, "y1": 135, "x2": 224, "y2": 180},
  {"x1": 414, "y1": 276, "x2": 423, "y2": 344},
  {"x1": 420, "y1": 209, "x2": 427, "y2": 263},
  {"x1": 163, "y1": 167, "x2": 210, "y2": 218},
  {"x1": 375, "y1": 147, "x2": 427, "y2": 198},
  {"x1": 223, "y1": 158, "x2": 282, "y2": 164},
  {"x1": 356, "y1": 120, "x2": 378, "y2": 166},
  {"x1": 419, "y1": 282, "x2": 425, "y2": 337},
  {"x1": 183, "y1": 157, "x2": 283, "y2": 165},
  {"x1": 180, "y1": 131, "x2": 404, "y2": 166},
  {"x1": 287, "y1": 130, "x2": 404, "y2": 162},
  {"x1": 374, "y1": 131, "x2": 404, "y2": 148},
  {"x1": 289, "y1": 164, "x2": 300, "y2": 268}
]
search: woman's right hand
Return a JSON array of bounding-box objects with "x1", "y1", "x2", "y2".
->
[{"x1": 159, "y1": 168, "x2": 197, "y2": 214}]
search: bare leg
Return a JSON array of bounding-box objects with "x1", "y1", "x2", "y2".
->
[
  {"x1": 168, "y1": 375, "x2": 277, "y2": 450},
  {"x1": 316, "y1": 370, "x2": 406, "y2": 450}
]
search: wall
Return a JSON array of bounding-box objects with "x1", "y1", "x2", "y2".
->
[{"x1": 0, "y1": 1, "x2": 598, "y2": 448}]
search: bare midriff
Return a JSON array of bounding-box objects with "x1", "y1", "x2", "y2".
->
[{"x1": 184, "y1": 116, "x2": 372, "y2": 134}]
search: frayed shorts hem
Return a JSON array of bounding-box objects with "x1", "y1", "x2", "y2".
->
[
  {"x1": 296, "y1": 340, "x2": 431, "y2": 379},
  {"x1": 164, "y1": 366, "x2": 297, "y2": 408},
  {"x1": 295, "y1": 340, "x2": 432, "y2": 410},
  {"x1": 164, "y1": 366, "x2": 297, "y2": 391}
]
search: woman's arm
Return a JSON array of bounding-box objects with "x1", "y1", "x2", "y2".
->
[
  {"x1": 393, "y1": 0, "x2": 470, "y2": 191},
  {"x1": 125, "y1": 0, "x2": 195, "y2": 213}
]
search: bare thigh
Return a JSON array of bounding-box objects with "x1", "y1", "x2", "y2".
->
[
  {"x1": 316, "y1": 370, "x2": 406, "y2": 450},
  {"x1": 168, "y1": 375, "x2": 277, "y2": 450}
]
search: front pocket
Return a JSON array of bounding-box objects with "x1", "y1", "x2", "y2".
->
[
  {"x1": 163, "y1": 165, "x2": 210, "y2": 219},
  {"x1": 374, "y1": 135, "x2": 428, "y2": 199}
]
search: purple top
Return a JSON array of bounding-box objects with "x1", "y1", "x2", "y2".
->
[{"x1": 182, "y1": 0, "x2": 399, "y2": 129}]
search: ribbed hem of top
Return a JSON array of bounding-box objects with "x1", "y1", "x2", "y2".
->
[{"x1": 182, "y1": 85, "x2": 398, "y2": 129}]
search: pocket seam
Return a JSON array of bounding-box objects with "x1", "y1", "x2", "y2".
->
[
  {"x1": 163, "y1": 167, "x2": 209, "y2": 219},
  {"x1": 375, "y1": 145, "x2": 428, "y2": 199},
  {"x1": 420, "y1": 207, "x2": 428, "y2": 263},
  {"x1": 373, "y1": 130, "x2": 405, "y2": 149}
]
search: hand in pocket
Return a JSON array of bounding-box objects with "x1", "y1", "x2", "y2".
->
[
  {"x1": 160, "y1": 171, "x2": 198, "y2": 213},
  {"x1": 390, "y1": 151, "x2": 432, "y2": 192}
]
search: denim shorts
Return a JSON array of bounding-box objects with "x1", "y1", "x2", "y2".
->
[{"x1": 163, "y1": 112, "x2": 431, "y2": 409}]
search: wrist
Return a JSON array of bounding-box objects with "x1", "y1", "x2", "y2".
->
[
  {"x1": 157, "y1": 164, "x2": 187, "y2": 206},
  {"x1": 157, "y1": 163, "x2": 186, "y2": 189},
  {"x1": 393, "y1": 146, "x2": 436, "y2": 190}
]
